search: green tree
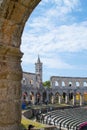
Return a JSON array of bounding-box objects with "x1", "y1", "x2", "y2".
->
[{"x1": 43, "y1": 81, "x2": 50, "y2": 88}]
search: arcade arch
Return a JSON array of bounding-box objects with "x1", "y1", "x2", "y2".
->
[
  {"x1": 0, "y1": 0, "x2": 41, "y2": 130},
  {"x1": 43, "y1": 91, "x2": 47, "y2": 103},
  {"x1": 36, "y1": 92, "x2": 41, "y2": 104},
  {"x1": 62, "y1": 92, "x2": 67, "y2": 102},
  {"x1": 55, "y1": 81, "x2": 59, "y2": 87},
  {"x1": 22, "y1": 77, "x2": 27, "y2": 85},
  {"x1": 62, "y1": 81, "x2": 65, "y2": 87},
  {"x1": 83, "y1": 82, "x2": 87, "y2": 87},
  {"x1": 49, "y1": 92, "x2": 54, "y2": 104},
  {"x1": 54, "y1": 92, "x2": 60, "y2": 104},
  {"x1": 84, "y1": 92, "x2": 87, "y2": 104},
  {"x1": 69, "y1": 81, "x2": 72, "y2": 87},
  {"x1": 76, "y1": 92, "x2": 80, "y2": 104},
  {"x1": 76, "y1": 81, "x2": 80, "y2": 87},
  {"x1": 30, "y1": 91, "x2": 35, "y2": 104}
]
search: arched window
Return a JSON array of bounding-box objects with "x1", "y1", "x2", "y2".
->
[
  {"x1": 30, "y1": 79, "x2": 34, "y2": 85},
  {"x1": 22, "y1": 77, "x2": 26, "y2": 85},
  {"x1": 83, "y1": 82, "x2": 87, "y2": 87},
  {"x1": 62, "y1": 81, "x2": 65, "y2": 87},
  {"x1": 69, "y1": 81, "x2": 72, "y2": 87},
  {"x1": 55, "y1": 81, "x2": 59, "y2": 86},
  {"x1": 76, "y1": 82, "x2": 80, "y2": 87}
]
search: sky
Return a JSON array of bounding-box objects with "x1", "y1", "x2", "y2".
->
[{"x1": 21, "y1": 0, "x2": 87, "y2": 82}]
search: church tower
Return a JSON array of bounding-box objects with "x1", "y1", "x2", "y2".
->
[{"x1": 35, "y1": 55, "x2": 42, "y2": 87}]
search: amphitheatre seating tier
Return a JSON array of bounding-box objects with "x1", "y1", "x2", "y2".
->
[{"x1": 41, "y1": 107, "x2": 87, "y2": 130}]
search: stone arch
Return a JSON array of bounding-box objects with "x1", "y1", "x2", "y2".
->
[
  {"x1": 30, "y1": 79, "x2": 34, "y2": 85},
  {"x1": 30, "y1": 91, "x2": 35, "y2": 105},
  {"x1": 69, "y1": 81, "x2": 72, "y2": 87},
  {"x1": 36, "y1": 92, "x2": 41, "y2": 104},
  {"x1": 55, "y1": 81, "x2": 59, "y2": 87},
  {"x1": 62, "y1": 92, "x2": 67, "y2": 102},
  {"x1": 0, "y1": 0, "x2": 41, "y2": 130},
  {"x1": 42, "y1": 91, "x2": 47, "y2": 103},
  {"x1": 83, "y1": 92, "x2": 87, "y2": 104},
  {"x1": 76, "y1": 92, "x2": 80, "y2": 104},
  {"x1": 69, "y1": 91, "x2": 73, "y2": 102},
  {"x1": 54, "y1": 92, "x2": 60, "y2": 103},
  {"x1": 83, "y1": 81, "x2": 87, "y2": 87},
  {"x1": 49, "y1": 92, "x2": 54, "y2": 104},
  {"x1": 76, "y1": 81, "x2": 80, "y2": 87},
  {"x1": 22, "y1": 91, "x2": 27, "y2": 101},
  {"x1": 22, "y1": 77, "x2": 27, "y2": 85},
  {"x1": 62, "y1": 81, "x2": 65, "y2": 87}
]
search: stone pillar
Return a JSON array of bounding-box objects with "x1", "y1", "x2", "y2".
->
[
  {"x1": 28, "y1": 92, "x2": 30, "y2": 101},
  {"x1": 58, "y1": 81, "x2": 62, "y2": 87},
  {"x1": 32, "y1": 94, "x2": 35, "y2": 105},
  {"x1": 0, "y1": 46, "x2": 22, "y2": 130},
  {"x1": 72, "y1": 94, "x2": 75, "y2": 105},
  {"x1": 51, "y1": 95, "x2": 54, "y2": 104},
  {"x1": 79, "y1": 82, "x2": 83, "y2": 87},
  {"x1": 72, "y1": 94, "x2": 76, "y2": 106},
  {"x1": 82, "y1": 94, "x2": 84, "y2": 105},
  {"x1": 72, "y1": 82, "x2": 76, "y2": 87},
  {"x1": 58, "y1": 95, "x2": 62, "y2": 104},
  {"x1": 80, "y1": 94, "x2": 83, "y2": 106},
  {"x1": 65, "y1": 94, "x2": 69, "y2": 104},
  {"x1": 52, "y1": 81, "x2": 55, "y2": 88}
]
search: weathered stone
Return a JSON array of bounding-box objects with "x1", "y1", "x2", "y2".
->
[{"x1": 0, "y1": 0, "x2": 41, "y2": 129}]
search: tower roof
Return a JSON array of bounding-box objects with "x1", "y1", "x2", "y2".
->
[{"x1": 37, "y1": 55, "x2": 41, "y2": 63}]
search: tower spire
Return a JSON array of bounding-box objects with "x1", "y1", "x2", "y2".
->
[{"x1": 37, "y1": 54, "x2": 40, "y2": 63}]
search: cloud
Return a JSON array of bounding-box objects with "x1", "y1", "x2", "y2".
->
[
  {"x1": 21, "y1": 19, "x2": 87, "y2": 70},
  {"x1": 21, "y1": 0, "x2": 87, "y2": 71},
  {"x1": 42, "y1": 56, "x2": 73, "y2": 69},
  {"x1": 22, "y1": 20, "x2": 87, "y2": 53},
  {"x1": 27, "y1": 0, "x2": 81, "y2": 27},
  {"x1": 41, "y1": 0, "x2": 80, "y2": 12}
]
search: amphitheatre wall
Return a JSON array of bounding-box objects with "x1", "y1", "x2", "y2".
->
[{"x1": 51, "y1": 76, "x2": 87, "y2": 88}]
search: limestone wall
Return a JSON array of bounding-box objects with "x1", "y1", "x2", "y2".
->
[
  {"x1": 51, "y1": 76, "x2": 87, "y2": 88},
  {"x1": 0, "y1": 0, "x2": 41, "y2": 130}
]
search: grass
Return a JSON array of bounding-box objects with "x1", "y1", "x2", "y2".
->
[{"x1": 21, "y1": 116, "x2": 46, "y2": 129}]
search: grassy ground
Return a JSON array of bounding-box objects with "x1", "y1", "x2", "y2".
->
[{"x1": 21, "y1": 114, "x2": 46, "y2": 129}]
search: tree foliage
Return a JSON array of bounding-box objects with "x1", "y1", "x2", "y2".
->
[{"x1": 43, "y1": 81, "x2": 50, "y2": 88}]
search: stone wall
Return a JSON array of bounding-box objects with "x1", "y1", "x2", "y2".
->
[
  {"x1": 0, "y1": 0, "x2": 41, "y2": 130},
  {"x1": 51, "y1": 76, "x2": 87, "y2": 88}
]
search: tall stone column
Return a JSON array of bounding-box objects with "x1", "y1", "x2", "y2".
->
[
  {"x1": 80, "y1": 94, "x2": 83, "y2": 106},
  {"x1": 0, "y1": 46, "x2": 22, "y2": 130},
  {"x1": 51, "y1": 95, "x2": 54, "y2": 104},
  {"x1": 28, "y1": 92, "x2": 30, "y2": 101},
  {"x1": 58, "y1": 95, "x2": 62, "y2": 104},
  {"x1": 32, "y1": 93, "x2": 35, "y2": 105},
  {"x1": 65, "y1": 94, "x2": 69, "y2": 104},
  {"x1": 72, "y1": 95, "x2": 75, "y2": 105},
  {"x1": 73, "y1": 94, "x2": 76, "y2": 106}
]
